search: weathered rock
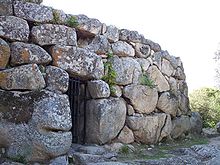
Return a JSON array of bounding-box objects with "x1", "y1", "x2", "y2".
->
[
  {"x1": 0, "y1": 64, "x2": 45, "y2": 90},
  {"x1": 72, "y1": 152, "x2": 105, "y2": 164},
  {"x1": 127, "y1": 104, "x2": 135, "y2": 116},
  {"x1": 14, "y1": 1, "x2": 53, "y2": 23},
  {"x1": 76, "y1": 145, "x2": 106, "y2": 155},
  {"x1": 216, "y1": 122, "x2": 220, "y2": 133},
  {"x1": 142, "y1": 38, "x2": 162, "y2": 52},
  {"x1": 110, "y1": 85, "x2": 122, "y2": 97},
  {"x1": 117, "y1": 126, "x2": 134, "y2": 144},
  {"x1": 147, "y1": 65, "x2": 170, "y2": 92},
  {"x1": 111, "y1": 41, "x2": 135, "y2": 57},
  {"x1": 87, "y1": 162, "x2": 128, "y2": 165},
  {"x1": 161, "y1": 58, "x2": 175, "y2": 77},
  {"x1": 123, "y1": 85, "x2": 158, "y2": 114},
  {"x1": 202, "y1": 128, "x2": 219, "y2": 138},
  {"x1": 86, "y1": 35, "x2": 111, "y2": 54},
  {"x1": 104, "y1": 142, "x2": 124, "y2": 152},
  {"x1": 10, "y1": 42, "x2": 52, "y2": 65},
  {"x1": 126, "y1": 113, "x2": 168, "y2": 144},
  {"x1": 75, "y1": 14, "x2": 102, "y2": 36},
  {"x1": 168, "y1": 77, "x2": 178, "y2": 95},
  {"x1": 190, "y1": 112, "x2": 203, "y2": 134},
  {"x1": 157, "y1": 92, "x2": 178, "y2": 117},
  {"x1": 177, "y1": 92, "x2": 190, "y2": 115},
  {"x1": 104, "y1": 25, "x2": 119, "y2": 43},
  {"x1": 171, "y1": 115, "x2": 191, "y2": 139},
  {"x1": 174, "y1": 67, "x2": 186, "y2": 80},
  {"x1": 50, "y1": 45, "x2": 104, "y2": 80},
  {"x1": 135, "y1": 43, "x2": 151, "y2": 58},
  {"x1": 86, "y1": 98, "x2": 126, "y2": 144},
  {"x1": 0, "y1": 0, "x2": 13, "y2": 16},
  {"x1": 136, "y1": 58, "x2": 151, "y2": 72},
  {"x1": 87, "y1": 80, "x2": 110, "y2": 99},
  {"x1": 45, "y1": 66, "x2": 69, "y2": 93},
  {"x1": 0, "y1": 16, "x2": 29, "y2": 42},
  {"x1": 31, "y1": 24, "x2": 77, "y2": 46},
  {"x1": 0, "y1": 38, "x2": 10, "y2": 69},
  {"x1": 49, "y1": 156, "x2": 68, "y2": 165},
  {"x1": 111, "y1": 56, "x2": 142, "y2": 85},
  {"x1": 51, "y1": 9, "x2": 69, "y2": 24},
  {"x1": 159, "y1": 114, "x2": 172, "y2": 141},
  {"x1": 17, "y1": 0, "x2": 43, "y2": 4},
  {"x1": 178, "y1": 80, "x2": 188, "y2": 97},
  {"x1": 119, "y1": 29, "x2": 144, "y2": 43},
  {"x1": 152, "y1": 51, "x2": 162, "y2": 70}
]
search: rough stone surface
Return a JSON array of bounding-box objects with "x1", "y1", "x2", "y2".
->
[
  {"x1": 49, "y1": 156, "x2": 68, "y2": 165},
  {"x1": 117, "y1": 126, "x2": 134, "y2": 144},
  {"x1": 135, "y1": 43, "x2": 151, "y2": 58},
  {"x1": 31, "y1": 24, "x2": 77, "y2": 46},
  {"x1": 177, "y1": 92, "x2": 190, "y2": 114},
  {"x1": 142, "y1": 38, "x2": 162, "y2": 52},
  {"x1": 136, "y1": 58, "x2": 151, "y2": 72},
  {"x1": 110, "y1": 85, "x2": 122, "y2": 97},
  {"x1": 161, "y1": 58, "x2": 175, "y2": 77},
  {"x1": 0, "y1": 0, "x2": 13, "y2": 16},
  {"x1": 75, "y1": 14, "x2": 102, "y2": 36},
  {"x1": 0, "y1": 16, "x2": 29, "y2": 42},
  {"x1": 0, "y1": 64, "x2": 45, "y2": 90},
  {"x1": 111, "y1": 56, "x2": 142, "y2": 85},
  {"x1": 0, "y1": 38, "x2": 10, "y2": 69},
  {"x1": 127, "y1": 104, "x2": 135, "y2": 116},
  {"x1": 190, "y1": 112, "x2": 203, "y2": 134},
  {"x1": 87, "y1": 80, "x2": 110, "y2": 99},
  {"x1": 157, "y1": 92, "x2": 178, "y2": 117},
  {"x1": 104, "y1": 25, "x2": 119, "y2": 43},
  {"x1": 45, "y1": 66, "x2": 69, "y2": 93},
  {"x1": 50, "y1": 45, "x2": 104, "y2": 80},
  {"x1": 18, "y1": 0, "x2": 43, "y2": 4},
  {"x1": 171, "y1": 115, "x2": 191, "y2": 139},
  {"x1": 126, "y1": 113, "x2": 167, "y2": 144},
  {"x1": 159, "y1": 114, "x2": 172, "y2": 141},
  {"x1": 123, "y1": 85, "x2": 158, "y2": 114},
  {"x1": 86, "y1": 98, "x2": 126, "y2": 144},
  {"x1": 119, "y1": 29, "x2": 144, "y2": 43},
  {"x1": 174, "y1": 67, "x2": 186, "y2": 80},
  {"x1": 147, "y1": 65, "x2": 170, "y2": 92},
  {"x1": 14, "y1": 1, "x2": 53, "y2": 23},
  {"x1": 10, "y1": 42, "x2": 52, "y2": 65},
  {"x1": 112, "y1": 41, "x2": 135, "y2": 57}
]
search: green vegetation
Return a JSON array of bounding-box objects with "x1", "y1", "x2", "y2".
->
[
  {"x1": 102, "y1": 52, "x2": 117, "y2": 94},
  {"x1": 140, "y1": 73, "x2": 155, "y2": 88},
  {"x1": 66, "y1": 16, "x2": 79, "y2": 27},
  {"x1": 10, "y1": 155, "x2": 27, "y2": 164},
  {"x1": 52, "y1": 9, "x2": 61, "y2": 24},
  {"x1": 189, "y1": 87, "x2": 220, "y2": 128}
]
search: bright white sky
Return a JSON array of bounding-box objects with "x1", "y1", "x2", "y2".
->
[{"x1": 43, "y1": 0, "x2": 220, "y2": 92}]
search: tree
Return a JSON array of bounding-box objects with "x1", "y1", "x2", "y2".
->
[{"x1": 189, "y1": 87, "x2": 220, "y2": 128}]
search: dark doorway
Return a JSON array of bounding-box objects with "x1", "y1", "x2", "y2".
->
[{"x1": 66, "y1": 78, "x2": 87, "y2": 144}]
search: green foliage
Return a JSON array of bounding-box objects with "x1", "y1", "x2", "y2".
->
[
  {"x1": 119, "y1": 145, "x2": 130, "y2": 155},
  {"x1": 102, "y1": 52, "x2": 117, "y2": 94},
  {"x1": 189, "y1": 87, "x2": 220, "y2": 128},
  {"x1": 140, "y1": 73, "x2": 155, "y2": 88},
  {"x1": 66, "y1": 16, "x2": 79, "y2": 27},
  {"x1": 10, "y1": 155, "x2": 27, "y2": 164},
  {"x1": 52, "y1": 9, "x2": 61, "y2": 24}
]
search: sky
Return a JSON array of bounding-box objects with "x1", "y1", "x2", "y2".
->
[{"x1": 43, "y1": 0, "x2": 220, "y2": 92}]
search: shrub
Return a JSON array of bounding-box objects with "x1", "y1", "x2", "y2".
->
[
  {"x1": 140, "y1": 73, "x2": 155, "y2": 88},
  {"x1": 66, "y1": 16, "x2": 79, "y2": 27}
]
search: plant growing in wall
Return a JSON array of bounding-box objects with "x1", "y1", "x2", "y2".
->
[
  {"x1": 66, "y1": 16, "x2": 79, "y2": 28},
  {"x1": 102, "y1": 52, "x2": 117, "y2": 94},
  {"x1": 52, "y1": 9, "x2": 61, "y2": 24},
  {"x1": 140, "y1": 69, "x2": 156, "y2": 89}
]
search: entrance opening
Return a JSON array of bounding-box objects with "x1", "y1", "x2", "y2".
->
[{"x1": 66, "y1": 78, "x2": 87, "y2": 144}]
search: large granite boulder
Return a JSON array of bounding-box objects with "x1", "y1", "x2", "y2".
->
[
  {"x1": 126, "y1": 113, "x2": 170, "y2": 144},
  {"x1": 50, "y1": 45, "x2": 104, "y2": 80},
  {"x1": 0, "y1": 16, "x2": 29, "y2": 42},
  {"x1": 0, "y1": 38, "x2": 10, "y2": 69},
  {"x1": 87, "y1": 80, "x2": 110, "y2": 99},
  {"x1": 111, "y1": 56, "x2": 142, "y2": 85},
  {"x1": 0, "y1": 64, "x2": 45, "y2": 90},
  {"x1": 86, "y1": 98, "x2": 126, "y2": 144},
  {"x1": 111, "y1": 41, "x2": 135, "y2": 57},
  {"x1": 10, "y1": 42, "x2": 52, "y2": 65},
  {"x1": 103, "y1": 25, "x2": 119, "y2": 43},
  {"x1": 14, "y1": 1, "x2": 53, "y2": 23},
  {"x1": 0, "y1": 90, "x2": 72, "y2": 162},
  {"x1": 0, "y1": 0, "x2": 13, "y2": 16},
  {"x1": 123, "y1": 84, "x2": 158, "y2": 114},
  {"x1": 31, "y1": 24, "x2": 77, "y2": 46}
]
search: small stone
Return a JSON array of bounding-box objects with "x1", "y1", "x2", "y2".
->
[
  {"x1": 45, "y1": 66, "x2": 69, "y2": 93},
  {"x1": 142, "y1": 38, "x2": 161, "y2": 52},
  {"x1": 135, "y1": 43, "x2": 151, "y2": 58},
  {"x1": 127, "y1": 104, "x2": 135, "y2": 116},
  {"x1": 135, "y1": 58, "x2": 151, "y2": 72},
  {"x1": 10, "y1": 42, "x2": 52, "y2": 65},
  {"x1": 110, "y1": 85, "x2": 122, "y2": 98},
  {"x1": 117, "y1": 126, "x2": 134, "y2": 144},
  {"x1": 0, "y1": 64, "x2": 45, "y2": 90},
  {"x1": 49, "y1": 155, "x2": 68, "y2": 165},
  {"x1": 0, "y1": 0, "x2": 13, "y2": 16},
  {"x1": 87, "y1": 80, "x2": 110, "y2": 99},
  {"x1": 0, "y1": 38, "x2": 10, "y2": 69},
  {"x1": 111, "y1": 41, "x2": 135, "y2": 57},
  {"x1": 174, "y1": 67, "x2": 186, "y2": 80},
  {"x1": 104, "y1": 25, "x2": 119, "y2": 43},
  {"x1": 119, "y1": 29, "x2": 144, "y2": 43},
  {"x1": 161, "y1": 58, "x2": 175, "y2": 77},
  {"x1": 0, "y1": 16, "x2": 29, "y2": 42},
  {"x1": 31, "y1": 24, "x2": 77, "y2": 46}
]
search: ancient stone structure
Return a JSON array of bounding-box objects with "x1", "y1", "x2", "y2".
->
[{"x1": 0, "y1": 0, "x2": 200, "y2": 163}]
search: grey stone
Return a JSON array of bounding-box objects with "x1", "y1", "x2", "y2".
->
[
  {"x1": 14, "y1": 1, "x2": 53, "y2": 23},
  {"x1": 111, "y1": 41, "x2": 135, "y2": 57},
  {"x1": 111, "y1": 56, "x2": 142, "y2": 85},
  {"x1": 31, "y1": 24, "x2": 77, "y2": 46},
  {"x1": 216, "y1": 122, "x2": 220, "y2": 133},
  {"x1": 0, "y1": 16, "x2": 29, "y2": 42},
  {"x1": 87, "y1": 80, "x2": 110, "y2": 99},
  {"x1": 117, "y1": 126, "x2": 134, "y2": 144},
  {"x1": 168, "y1": 77, "x2": 178, "y2": 95},
  {"x1": 178, "y1": 80, "x2": 188, "y2": 97},
  {"x1": 86, "y1": 98, "x2": 126, "y2": 144},
  {"x1": 50, "y1": 45, "x2": 104, "y2": 80},
  {"x1": 110, "y1": 85, "x2": 122, "y2": 97},
  {"x1": 10, "y1": 42, "x2": 52, "y2": 65},
  {"x1": 0, "y1": 64, "x2": 45, "y2": 90},
  {"x1": 126, "y1": 113, "x2": 168, "y2": 144},
  {"x1": 177, "y1": 92, "x2": 190, "y2": 115},
  {"x1": 119, "y1": 29, "x2": 144, "y2": 43},
  {"x1": 174, "y1": 67, "x2": 186, "y2": 80},
  {"x1": 104, "y1": 143, "x2": 124, "y2": 152},
  {"x1": 77, "y1": 146, "x2": 106, "y2": 155},
  {"x1": 72, "y1": 153, "x2": 105, "y2": 164},
  {"x1": 161, "y1": 58, "x2": 175, "y2": 77},
  {"x1": 104, "y1": 25, "x2": 119, "y2": 43},
  {"x1": 202, "y1": 128, "x2": 219, "y2": 138},
  {"x1": 142, "y1": 38, "x2": 161, "y2": 52},
  {"x1": 123, "y1": 85, "x2": 158, "y2": 114},
  {"x1": 75, "y1": 14, "x2": 102, "y2": 36},
  {"x1": 135, "y1": 43, "x2": 151, "y2": 58},
  {"x1": 127, "y1": 104, "x2": 135, "y2": 116},
  {"x1": 51, "y1": 9, "x2": 69, "y2": 24},
  {"x1": 49, "y1": 156, "x2": 68, "y2": 165},
  {"x1": 159, "y1": 114, "x2": 172, "y2": 141},
  {"x1": 0, "y1": 38, "x2": 10, "y2": 69},
  {"x1": 17, "y1": 0, "x2": 43, "y2": 4},
  {"x1": 135, "y1": 58, "x2": 151, "y2": 72},
  {"x1": 147, "y1": 65, "x2": 170, "y2": 92},
  {"x1": 157, "y1": 92, "x2": 178, "y2": 117},
  {"x1": 0, "y1": 0, "x2": 13, "y2": 16},
  {"x1": 45, "y1": 66, "x2": 69, "y2": 93},
  {"x1": 190, "y1": 112, "x2": 203, "y2": 134}
]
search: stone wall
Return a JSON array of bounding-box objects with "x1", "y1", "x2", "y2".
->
[{"x1": 0, "y1": 0, "x2": 198, "y2": 163}]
